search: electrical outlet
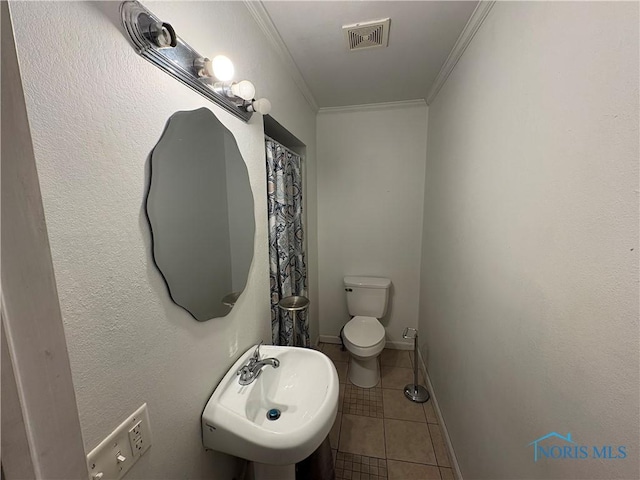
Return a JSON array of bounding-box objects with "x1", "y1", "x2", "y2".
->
[
  {"x1": 128, "y1": 421, "x2": 145, "y2": 458},
  {"x1": 87, "y1": 404, "x2": 152, "y2": 480}
]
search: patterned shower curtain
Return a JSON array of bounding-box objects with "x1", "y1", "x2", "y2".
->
[{"x1": 265, "y1": 138, "x2": 308, "y2": 346}]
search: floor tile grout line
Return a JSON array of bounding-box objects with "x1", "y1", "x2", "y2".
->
[
  {"x1": 382, "y1": 386, "x2": 388, "y2": 472},
  {"x1": 431, "y1": 422, "x2": 453, "y2": 468},
  {"x1": 425, "y1": 417, "x2": 446, "y2": 471},
  {"x1": 385, "y1": 459, "x2": 444, "y2": 480}
]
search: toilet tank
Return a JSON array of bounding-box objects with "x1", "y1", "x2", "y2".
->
[{"x1": 344, "y1": 276, "x2": 391, "y2": 318}]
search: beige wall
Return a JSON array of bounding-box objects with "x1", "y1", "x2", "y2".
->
[
  {"x1": 317, "y1": 102, "x2": 428, "y2": 347},
  {"x1": 9, "y1": 1, "x2": 316, "y2": 478},
  {"x1": 419, "y1": 2, "x2": 639, "y2": 479}
]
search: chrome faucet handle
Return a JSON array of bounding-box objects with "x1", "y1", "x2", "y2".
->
[
  {"x1": 251, "y1": 341, "x2": 263, "y2": 362},
  {"x1": 236, "y1": 342, "x2": 265, "y2": 380}
]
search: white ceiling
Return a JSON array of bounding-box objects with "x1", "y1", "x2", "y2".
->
[{"x1": 261, "y1": 1, "x2": 478, "y2": 108}]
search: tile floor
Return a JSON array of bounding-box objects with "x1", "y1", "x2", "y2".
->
[{"x1": 319, "y1": 342, "x2": 456, "y2": 480}]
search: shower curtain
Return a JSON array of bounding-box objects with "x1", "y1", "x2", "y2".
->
[{"x1": 265, "y1": 137, "x2": 308, "y2": 346}]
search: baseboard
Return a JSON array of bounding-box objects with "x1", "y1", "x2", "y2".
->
[
  {"x1": 317, "y1": 335, "x2": 413, "y2": 350},
  {"x1": 385, "y1": 340, "x2": 413, "y2": 350},
  {"x1": 318, "y1": 335, "x2": 341, "y2": 344},
  {"x1": 416, "y1": 350, "x2": 463, "y2": 480}
]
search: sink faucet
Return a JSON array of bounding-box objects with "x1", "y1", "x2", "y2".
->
[{"x1": 236, "y1": 343, "x2": 280, "y2": 386}]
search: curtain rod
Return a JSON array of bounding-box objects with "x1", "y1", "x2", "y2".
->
[{"x1": 264, "y1": 134, "x2": 304, "y2": 161}]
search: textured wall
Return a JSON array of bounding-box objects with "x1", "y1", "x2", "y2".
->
[
  {"x1": 419, "y1": 2, "x2": 639, "y2": 479},
  {"x1": 9, "y1": 1, "x2": 316, "y2": 478},
  {"x1": 317, "y1": 103, "x2": 428, "y2": 347}
]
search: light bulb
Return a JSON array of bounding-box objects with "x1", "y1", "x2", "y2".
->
[
  {"x1": 212, "y1": 55, "x2": 234, "y2": 81},
  {"x1": 230, "y1": 81, "x2": 256, "y2": 101},
  {"x1": 197, "y1": 58, "x2": 215, "y2": 77},
  {"x1": 248, "y1": 98, "x2": 271, "y2": 115}
]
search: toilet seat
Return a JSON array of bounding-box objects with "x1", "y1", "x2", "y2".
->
[{"x1": 343, "y1": 316, "x2": 385, "y2": 358}]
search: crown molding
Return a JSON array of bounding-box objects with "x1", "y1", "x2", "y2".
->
[
  {"x1": 318, "y1": 99, "x2": 427, "y2": 115},
  {"x1": 243, "y1": 1, "x2": 319, "y2": 112},
  {"x1": 426, "y1": 0, "x2": 495, "y2": 105}
]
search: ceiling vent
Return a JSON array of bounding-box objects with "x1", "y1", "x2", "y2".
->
[{"x1": 343, "y1": 18, "x2": 390, "y2": 51}]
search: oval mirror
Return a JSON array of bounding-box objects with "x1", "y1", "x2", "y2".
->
[{"x1": 146, "y1": 108, "x2": 255, "y2": 321}]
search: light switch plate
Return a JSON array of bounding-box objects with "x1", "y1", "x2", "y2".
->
[{"x1": 86, "y1": 403, "x2": 152, "y2": 480}]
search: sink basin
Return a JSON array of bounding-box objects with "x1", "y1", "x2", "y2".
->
[{"x1": 202, "y1": 344, "x2": 339, "y2": 465}]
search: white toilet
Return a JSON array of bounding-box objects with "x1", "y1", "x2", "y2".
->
[{"x1": 342, "y1": 276, "x2": 391, "y2": 388}]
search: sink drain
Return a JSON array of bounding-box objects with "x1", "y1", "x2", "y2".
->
[{"x1": 266, "y1": 408, "x2": 281, "y2": 421}]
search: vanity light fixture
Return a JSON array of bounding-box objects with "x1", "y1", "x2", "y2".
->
[
  {"x1": 213, "y1": 80, "x2": 256, "y2": 101},
  {"x1": 211, "y1": 55, "x2": 235, "y2": 81},
  {"x1": 194, "y1": 55, "x2": 236, "y2": 81},
  {"x1": 148, "y1": 21, "x2": 177, "y2": 48},
  {"x1": 120, "y1": 1, "x2": 269, "y2": 122},
  {"x1": 193, "y1": 57, "x2": 215, "y2": 78},
  {"x1": 246, "y1": 98, "x2": 272, "y2": 115}
]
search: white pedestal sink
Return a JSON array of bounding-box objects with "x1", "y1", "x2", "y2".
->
[{"x1": 202, "y1": 344, "x2": 339, "y2": 480}]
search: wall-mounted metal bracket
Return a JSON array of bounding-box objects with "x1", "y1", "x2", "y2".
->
[{"x1": 120, "y1": 1, "x2": 253, "y2": 122}]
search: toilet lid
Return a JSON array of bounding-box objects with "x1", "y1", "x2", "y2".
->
[{"x1": 343, "y1": 316, "x2": 385, "y2": 348}]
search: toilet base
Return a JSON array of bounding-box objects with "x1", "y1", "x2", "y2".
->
[
  {"x1": 348, "y1": 355, "x2": 380, "y2": 388},
  {"x1": 252, "y1": 462, "x2": 295, "y2": 480}
]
